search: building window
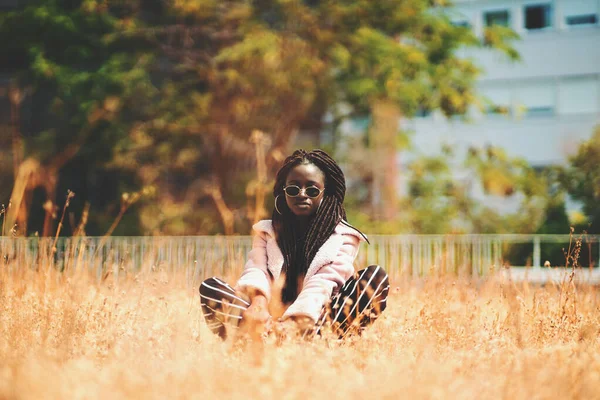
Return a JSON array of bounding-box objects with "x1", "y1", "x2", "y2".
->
[
  {"x1": 524, "y1": 4, "x2": 553, "y2": 30},
  {"x1": 525, "y1": 106, "x2": 554, "y2": 116},
  {"x1": 415, "y1": 108, "x2": 432, "y2": 118},
  {"x1": 558, "y1": 77, "x2": 599, "y2": 115},
  {"x1": 452, "y1": 20, "x2": 471, "y2": 28},
  {"x1": 450, "y1": 11, "x2": 473, "y2": 29},
  {"x1": 564, "y1": 0, "x2": 598, "y2": 27},
  {"x1": 515, "y1": 83, "x2": 555, "y2": 117},
  {"x1": 567, "y1": 15, "x2": 598, "y2": 25},
  {"x1": 484, "y1": 10, "x2": 511, "y2": 27},
  {"x1": 482, "y1": 86, "x2": 512, "y2": 116}
]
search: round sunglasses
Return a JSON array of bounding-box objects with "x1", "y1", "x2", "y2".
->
[{"x1": 283, "y1": 185, "x2": 324, "y2": 198}]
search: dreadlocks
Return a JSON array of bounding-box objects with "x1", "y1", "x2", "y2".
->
[{"x1": 272, "y1": 149, "x2": 348, "y2": 304}]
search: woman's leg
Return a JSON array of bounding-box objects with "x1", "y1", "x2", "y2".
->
[
  {"x1": 199, "y1": 277, "x2": 250, "y2": 339},
  {"x1": 316, "y1": 265, "x2": 390, "y2": 337}
]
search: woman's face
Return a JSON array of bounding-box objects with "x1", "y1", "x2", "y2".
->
[{"x1": 284, "y1": 163, "x2": 326, "y2": 218}]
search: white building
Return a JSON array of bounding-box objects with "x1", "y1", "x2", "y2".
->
[{"x1": 404, "y1": 0, "x2": 600, "y2": 167}]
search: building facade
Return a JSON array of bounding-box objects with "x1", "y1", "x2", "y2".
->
[{"x1": 404, "y1": 0, "x2": 600, "y2": 167}]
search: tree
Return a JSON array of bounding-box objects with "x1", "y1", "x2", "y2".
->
[
  {"x1": 166, "y1": 0, "x2": 520, "y2": 228},
  {"x1": 415, "y1": 145, "x2": 551, "y2": 234},
  {"x1": 313, "y1": 0, "x2": 519, "y2": 220},
  {"x1": 561, "y1": 126, "x2": 600, "y2": 234},
  {"x1": 1, "y1": 0, "x2": 156, "y2": 236},
  {"x1": 464, "y1": 145, "x2": 550, "y2": 233},
  {"x1": 108, "y1": 0, "x2": 327, "y2": 234},
  {"x1": 345, "y1": 143, "x2": 552, "y2": 235},
  {"x1": 1, "y1": 0, "x2": 521, "y2": 235}
]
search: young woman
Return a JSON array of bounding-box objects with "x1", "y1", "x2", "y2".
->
[{"x1": 199, "y1": 149, "x2": 389, "y2": 339}]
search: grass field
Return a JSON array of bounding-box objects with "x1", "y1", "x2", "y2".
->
[{"x1": 1, "y1": 265, "x2": 599, "y2": 400}]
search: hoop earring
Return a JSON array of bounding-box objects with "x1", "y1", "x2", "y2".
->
[{"x1": 274, "y1": 195, "x2": 283, "y2": 215}]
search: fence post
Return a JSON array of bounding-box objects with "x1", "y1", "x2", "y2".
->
[{"x1": 533, "y1": 236, "x2": 541, "y2": 268}]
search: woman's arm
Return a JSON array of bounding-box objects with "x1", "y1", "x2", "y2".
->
[
  {"x1": 235, "y1": 231, "x2": 273, "y2": 301},
  {"x1": 236, "y1": 232, "x2": 273, "y2": 328},
  {"x1": 242, "y1": 292, "x2": 271, "y2": 327},
  {"x1": 281, "y1": 234, "x2": 359, "y2": 323}
]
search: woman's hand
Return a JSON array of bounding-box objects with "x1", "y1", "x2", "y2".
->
[{"x1": 242, "y1": 294, "x2": 271, "y2": 326}]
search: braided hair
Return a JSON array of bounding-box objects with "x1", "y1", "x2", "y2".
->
[{"x1": 272, "y1": 149, "x2": 348, "y2": 304}]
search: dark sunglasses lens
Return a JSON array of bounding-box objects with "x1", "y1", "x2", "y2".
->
[
  {"x1": 285, "y1": 186, "x2": 300, "y2": 196},
  {"x1": 306, "y1": 187, "x2": 321, "y2": 198}
]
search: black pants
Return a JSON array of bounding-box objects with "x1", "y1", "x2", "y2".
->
[{"x1": 199, "y1": 265, "x2": 390, "y2": 339}]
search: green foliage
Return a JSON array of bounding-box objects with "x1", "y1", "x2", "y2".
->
[
  {"x1": 346, "y1": 144, "x2": 553, "y2": 234},
  {"x1": 1, "y1": 0, "x2": 156, "y2": 235},
  {"x1": 483, "y1": 25, "x2": 521, "y2": 61},
  {"x1": 560, "y1": 126, "x2": 600, "y2": 233},
  {"x1": 314, "y1": 0, "x2": 518, "y2": 117},
  {"x1": 464, "y1": 145, "x2": 550, "y2": 233},
  {"x1": 3, "y1": 0, "x2": 154, "y2": 144},
  {"x1": 323, "y1": 0, "x2": 519, "y2": 222}
]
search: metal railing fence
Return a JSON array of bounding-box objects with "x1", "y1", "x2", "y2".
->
[{"x1": 1, "y1": 234, "x2": 598, "y2": 282}]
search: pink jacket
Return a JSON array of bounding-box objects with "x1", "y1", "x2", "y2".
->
[{"x1": 235, "y1": 219, "x2": 368, "y2": 322}]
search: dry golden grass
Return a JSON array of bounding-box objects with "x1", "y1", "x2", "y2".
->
[{"x1": 1, "y1": 265, "x2": 599, "y2": 400}]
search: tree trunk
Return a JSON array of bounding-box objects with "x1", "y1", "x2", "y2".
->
[
  {"x1": 208, "y1": 185, "x2": 235, "y2": 235},
  {"x1": 266, "y1": 109, "x2": 302, "y2": 176},
  {"x1": 6, "y1": 143, "x2": 80, "y2": 236},
  {"x1": 8, "y1": 85, "x2": 27, "y2": 234},
  {"x1": 42, "y1": 174, "x2": 58, "y2": 237},
  {"x1": 369, "y1": 98, "x2": 400, "y2": 220},
  {"x1": 6, "y1": 158, "x2": 40, "y2": 236},
  {"x1": 249, "y1": 130, "x2": 270, "y2": 225},
  {"x1": 8, "y1": 85, "x2": 24, "y2": 182}
]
